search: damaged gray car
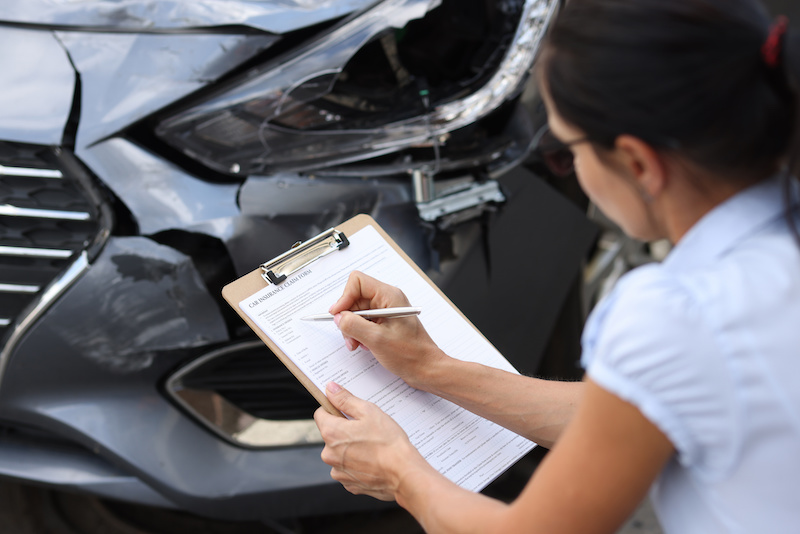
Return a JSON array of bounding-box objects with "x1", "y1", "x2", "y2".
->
[{"x1": 0, "y1": 0, "x2": 598, "y2": 530}]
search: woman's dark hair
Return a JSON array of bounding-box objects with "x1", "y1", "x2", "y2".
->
[{"x1": 538, "y1": 0, "x2": 800, "y2": 239}]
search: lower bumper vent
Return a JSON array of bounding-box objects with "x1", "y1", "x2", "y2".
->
[{"x1": 166, "y1": 340, "x2": 323, "y2": 449}]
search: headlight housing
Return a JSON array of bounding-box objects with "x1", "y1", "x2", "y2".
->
[{"x1": 154, "y1": 0, "x2": 558, "y2": 177}]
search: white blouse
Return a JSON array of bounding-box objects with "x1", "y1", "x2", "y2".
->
[{"x1": 581, "y1": 176, "x2": 800, "y2": 533}]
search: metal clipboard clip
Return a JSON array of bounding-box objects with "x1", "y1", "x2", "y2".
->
[{"x1": 260, "y1": 228, "x2": 349, "y2": 285}]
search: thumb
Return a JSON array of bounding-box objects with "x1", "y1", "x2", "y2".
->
[{"x1": 326, "y1": 382, "x2": 364, "y2": 418}]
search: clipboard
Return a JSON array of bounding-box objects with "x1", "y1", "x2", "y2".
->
[
  {"x1": 221, "y1": 213, "x2": 488, "y2": 417},
  {"x1": 222, "y1": 213, "x2": 535, "y2": 491}
]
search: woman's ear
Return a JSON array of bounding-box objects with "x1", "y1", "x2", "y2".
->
[{"x1": 613, "y1": 135, "x2": 667, "y2": 202}]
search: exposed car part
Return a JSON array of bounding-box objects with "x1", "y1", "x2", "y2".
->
[
  {"x1": 582, "y1": 207, "x2": 672, "y2": 317},
  {"x1": 415, "y1": 175, "x2": 506, "y2": 228}
]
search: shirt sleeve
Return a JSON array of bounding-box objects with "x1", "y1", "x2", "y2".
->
[{"x1": 581, "y1": 265, "x2": 737, "y2": 475}]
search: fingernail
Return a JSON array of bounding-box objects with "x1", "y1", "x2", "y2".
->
[
  {"x1": 333, "y1": 313, "x2": 341, "y2": 327},
  {"x1": 345, "y1": 338, "x2": 356, "y2": 351},
  {"x1": 326, "y1": 382, "x2": 342, "y2": 394}
]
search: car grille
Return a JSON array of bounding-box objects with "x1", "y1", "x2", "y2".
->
[{"x1": 0, "y1": 141, "x2": 105, "y2": 339}]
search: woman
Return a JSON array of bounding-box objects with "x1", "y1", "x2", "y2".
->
[{"x1": 313, "y1": 1, "x2": 800, "y2": 532}]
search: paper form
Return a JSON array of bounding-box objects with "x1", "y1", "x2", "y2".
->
[{"x1": 240, "y1": 225, "x2": 535, "y2": 492}]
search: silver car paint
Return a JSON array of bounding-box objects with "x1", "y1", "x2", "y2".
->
[
  {"x1": 77, "y1": 138, "x2": 241, "y2": 235},
  {"x1": 0, "y1": 0, "x2": 387, "y2": 34},
  {"x1": 57, "y1": 31, "x2": 279, "y2": 149},
  {"x1": 46, "y1": 237, "x2": 229, "y2": 373},
  {"x1": 0, "y1": 27, "x2": 74, "y2": 145}
]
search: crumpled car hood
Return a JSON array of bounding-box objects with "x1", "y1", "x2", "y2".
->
[{"x1": 0, "y1": 0, "x2": 428, "y2": 34}]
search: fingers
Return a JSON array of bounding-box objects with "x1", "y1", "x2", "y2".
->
[
  {"x1": 342, "y1": 334, "x2": 360, "y2": 352},
  {"x1": 333, "y1": 313, "x2": 363, "y2": 351},
  {"x1": 314, "y1": 385, "x2": 409, "y2": 502},
  {"x1": 334, "y1": 312, "x2": 380, "y2": 352},
  {"x1": 328, "y1": 271, "x2": 369, "y2": 315},
  {"x1": 329, "y1": 271, "x2": 410, "y2": 315},
  {"x1": 328, "y1": 271, "x2": 415, "y2": 353},
  {"x1": 315, "y1": 384, "x2": 371, "y2": 470}
]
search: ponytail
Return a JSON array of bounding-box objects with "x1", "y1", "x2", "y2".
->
[
  {"x1": 782, "y1": 22, "x2": 800, "y2": 177},
  {"x1": 773, "y1": 20, "x2": 800, "y2": 246}
]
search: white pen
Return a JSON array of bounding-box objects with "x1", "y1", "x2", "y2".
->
[{"x1": 300, "y1": 306, "x2": 422, "y2": 321}]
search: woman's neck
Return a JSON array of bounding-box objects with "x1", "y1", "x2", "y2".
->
[{"x1": 657, "y1": 163, "x2": 765, "y2": 244}]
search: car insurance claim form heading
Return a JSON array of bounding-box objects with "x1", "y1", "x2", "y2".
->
[{"x1": 240, "y1": 224, "x2": 535, "y2": 492}]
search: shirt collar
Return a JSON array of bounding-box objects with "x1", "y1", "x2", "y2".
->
[{"x1": 663, "y1": 175, "x2": 794, "y2": 272}]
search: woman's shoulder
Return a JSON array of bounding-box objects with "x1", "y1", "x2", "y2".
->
[
  {"x1": 594, "y1": 263, "x2": 700, "y2": 332},
  {"x1": 612, "y1": 224, "x2": 800, "y2": 327},
  {"x1": 581, "y1": 263, "x2": 717, "y2": 395},
  {"x1": 585, "y1": 263, "x2": 703, "y2": 350},
  {"x1": 582, "y1": 263, "x2": 738, "y2": 472}
]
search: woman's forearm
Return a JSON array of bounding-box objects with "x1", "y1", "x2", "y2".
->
[
  {"x1": 327, "y1": 270, "x2": 583, "y2": 448},
  {"x1": 396, "y1": 464, "x2": 510, "y2": 534},
  {"x1": 416, "y1": 353, "x2": 584, "y2": 448}
]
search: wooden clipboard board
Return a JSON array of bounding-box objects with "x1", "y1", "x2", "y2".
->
[{"x1": 221, "y1": 213, "x2": 486, "y2": 417}]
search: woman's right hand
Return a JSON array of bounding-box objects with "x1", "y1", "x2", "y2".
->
[{"x1": 329, "y1": 271, "x2": 445, "y2": 390}]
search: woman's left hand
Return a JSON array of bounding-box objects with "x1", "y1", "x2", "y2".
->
[{"x1": 314, "y1": 382, "x2": 430, "y2": 501}]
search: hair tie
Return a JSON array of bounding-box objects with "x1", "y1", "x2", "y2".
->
[{"x1": 762, "y1": 15, "x2": 789, "y2": 69}]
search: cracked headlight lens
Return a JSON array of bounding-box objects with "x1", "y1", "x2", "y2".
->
[{"x1": 155, "y1": 0, "x2": 559, "y2": 176}]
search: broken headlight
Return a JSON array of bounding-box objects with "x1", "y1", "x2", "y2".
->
[{"x1": 155, "y1": 0, "x2": 558, "y2": 177}]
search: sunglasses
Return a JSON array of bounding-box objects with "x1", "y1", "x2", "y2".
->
[{"x1": 532, "y1": 125, "x2": 590, "y2": 178}]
